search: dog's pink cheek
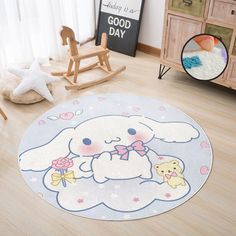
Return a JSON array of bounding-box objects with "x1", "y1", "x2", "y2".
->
[{"x1": 78, "y1": 144, "x2": 102, "y2": 155}]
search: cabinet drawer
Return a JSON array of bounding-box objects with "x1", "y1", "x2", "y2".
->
[
  {"x1": 169, "y1": 0, "x2": 206, "y2": 17},
  {"x1": 208, "y1": 0, "x2": 236, "y2": 25},
  {"x1": 227, "y1": 58, "x2": 236, "y2": 82},
  {"x1": 233, "y1": 37, "x2": 236, "y2": 56},
  {"x1": 205, "y1": 24, "x2": 233, "y2": 50},
  {"x1": 164, "y1": 15, "x2": 202, "y2": 65}
]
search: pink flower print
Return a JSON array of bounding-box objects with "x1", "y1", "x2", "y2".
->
[
  {"x1": 77, "y1": 198, "x2": 84, "y2": 204},
  {"x1": 59, "y1": 112, "x2": 74, "y2": 120},
  {"x1": 133, "y1": 197, "x2": 140, "y2": 202},
  {"x1": 200, "y1": 166, "x2": 209, "y2": 175},
  {"x1": 165, "y1": 193, "x2": 171, "y2": 198},
  {"x1": 38, "y1": 120, "x2": 46, "y2": 125},
  {"x1": 51, "y1": 157, "x2": 74, "y2": 170},
  {"x1": 200, "y1": 141, "x2": 210, "y2": 149},
  {"x1": 51, "y1": 157, "x2": 74, "y2": 188},
  {"x1": 158, "y1": 156, "x2": 164, "y2": 160}
]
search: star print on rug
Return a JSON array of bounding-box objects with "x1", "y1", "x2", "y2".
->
[{"x1": 8, "y1": 60, "x2": 59, "y2": 102}]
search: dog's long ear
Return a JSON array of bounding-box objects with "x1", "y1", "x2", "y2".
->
[
  {"x1": 19, "y1": 128, "x2": 75, "y2": 171},
  {"x1": 131, "y1": 116, "x2": 199, "y2": 142}
]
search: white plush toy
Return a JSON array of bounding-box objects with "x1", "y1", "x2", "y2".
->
[
  {"x1": 20, "y1": 115, "x2": 199, "y2": 183},
  {"x1": 8, "y1": 60, "x2": 59, "y2": 102}
]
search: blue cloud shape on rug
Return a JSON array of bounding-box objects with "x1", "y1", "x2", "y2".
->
[{"x1": 42, "y1": 155, "x2": 190, "y2": 212}]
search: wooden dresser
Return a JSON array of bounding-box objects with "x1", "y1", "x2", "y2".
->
[{"x1": 159, "y1": 0, "x2": 236, "y2": 90}]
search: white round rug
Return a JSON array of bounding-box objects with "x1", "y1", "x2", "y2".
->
[{"x1": 18, "y1": 94, "x2": 213, "y2": 220}]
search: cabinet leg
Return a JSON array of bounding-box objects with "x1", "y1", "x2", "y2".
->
[
  {"x1": 158, "y1": 64, "x2": 171, "y2": 79},
  {"x1": 0, "y1": 107, "x2": 7, "y2": 120}
]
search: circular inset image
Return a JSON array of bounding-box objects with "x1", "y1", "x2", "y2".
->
[{"x1": 181, "y1": 34, "x2": 228, "y2": 81}]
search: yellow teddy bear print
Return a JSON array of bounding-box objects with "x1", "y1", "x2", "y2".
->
[{"x1": 155, "y1": 160, "x2": 186, "y2": 188}]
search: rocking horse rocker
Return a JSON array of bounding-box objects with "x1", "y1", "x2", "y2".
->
[{"x1": 52, "y1": 26, "x2": 126, "y2": 90}]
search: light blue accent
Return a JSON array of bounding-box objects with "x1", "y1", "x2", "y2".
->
[{"x1": 183, "y1": 56, "x2": 202, "y2": 69}]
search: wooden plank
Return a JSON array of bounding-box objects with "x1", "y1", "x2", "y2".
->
[
  {"x1": 65, "y1": 66, "x2": 126, "y2": 90},
  {"x1": 72, "y1": 48, "x2": 109, "y2": 60},
  {"x1": 103, "y1": 54, "x2": 112, "y2": 71},
  {"x1": 137, "y1": 43, "x2": 161, "y2": 57},
  {"x1": 51, "y1": 62, "x2": 99, "y2": 77}
]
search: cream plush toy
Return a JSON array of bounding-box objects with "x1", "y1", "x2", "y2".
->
[
  {"x1": 1, "y1": 74, "x2": 53, "y2": 104},
  {"x1": 1, "y1": 60, "x2": 59, "y2": 104},
  {"x1": 155, "y1": 160, "x2": 186, "y2": 188}
]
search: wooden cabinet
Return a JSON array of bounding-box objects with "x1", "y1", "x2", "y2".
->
[
  {"x1": 227, "y1": 58, "x2": 236, "y2": 83},
  {"x1": 164, "y1": 15, "x2": 202, "y2": 64},
  {"x1": 168, "y1": 0, "x2": 206, "y2": 17},
  {"x1": 232, "y1": 37, "x2": 236, "y2": 56},
  {"x1": 160, "y1": 0, "x2": 236, "y2": 90},
  {"x1": 208, "y1": 0, "x2": 236, "y2": 25},
  {"x1": 205, "y1": 23, "x2": 233, "y2": 49}
]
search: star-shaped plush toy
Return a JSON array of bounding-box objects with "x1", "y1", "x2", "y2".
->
[{"x1": 8, "y1": 60, "x2": 59, "y2": 102}]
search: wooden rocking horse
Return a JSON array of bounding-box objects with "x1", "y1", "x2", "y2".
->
[{"x1": 52, "y1": 26, "x2": 126, "y2": 90}]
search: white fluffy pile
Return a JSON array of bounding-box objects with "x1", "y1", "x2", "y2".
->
[{"x1": 183, "y1": 47, "x2": 226, "y2": 80}]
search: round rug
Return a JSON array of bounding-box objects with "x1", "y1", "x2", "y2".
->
[{"x1": 18, "y1": 93, "x2": 213, "y2": 220}]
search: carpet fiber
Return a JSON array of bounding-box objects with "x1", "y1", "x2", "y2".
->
[
  {"x1": 18, "y1": 94, "x2": 212, "y2": 220},
  {"x1": 182, "y1": 47, "x2": 226, "y2": 80}
]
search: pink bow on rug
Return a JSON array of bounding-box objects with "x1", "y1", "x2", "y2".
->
[
  {"x1": 114, "y1": 140, "x2": 147, "y2": 160},
  {"x1": 165, "y1": 172, "x2": 177, "y2": 180}
]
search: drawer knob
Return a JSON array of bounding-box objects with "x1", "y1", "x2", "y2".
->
[
  {"x1": 231, "y1": 10, "x2": 236, "y2": 15},
  {"x1": 183, "y1": 0, "x2": 193, "y2": 6}
]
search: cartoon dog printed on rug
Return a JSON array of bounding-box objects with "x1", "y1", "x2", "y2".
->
[
  {"x1": 155, "y1": 160, "x2": 186, "y2": 188},
  {"x1": 20, "y1": 115, "x2": 199, "y2": 183}
]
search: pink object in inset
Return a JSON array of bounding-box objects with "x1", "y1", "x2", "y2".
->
[
  {"x1": 194, "y1": 35, "x2": 218, "y2": 52},
  {"x1": 200, "y1": 166, "x2": 209, "y2": 175},
  {"x1": 51, "y1": 157, "x2": 74, "y2": 170},
  {"x1": 59, "y1": 112, "x2": 74, "y2": 120}
]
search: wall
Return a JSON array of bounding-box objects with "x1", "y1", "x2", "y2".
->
[
  {"x1": 138, "y1": 0, "x2": 165, "y2": 48},
  {"x1": 95, "y1": 0, "x2": 165, "y2": 49},
  {"x1": 95, "y1": 0, "x2": 100, "y2": 25}
]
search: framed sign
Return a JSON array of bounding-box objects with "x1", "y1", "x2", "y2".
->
[{"x1": 96, "y1": 0, "x2": 145, "y2": 57}]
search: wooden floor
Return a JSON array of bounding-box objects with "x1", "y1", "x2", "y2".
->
[{"x1": 0, "y1": 46, "x2": 236, "y2": 236}]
